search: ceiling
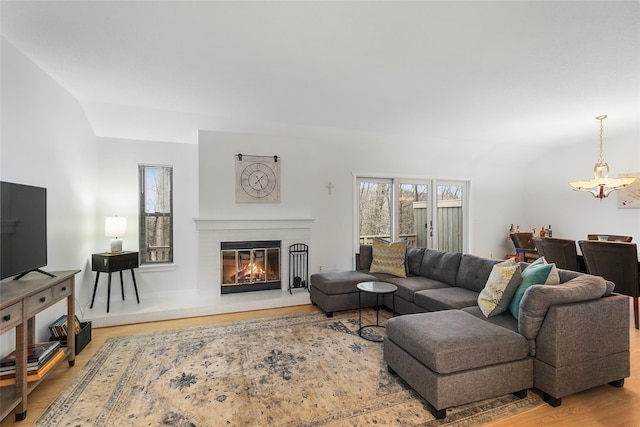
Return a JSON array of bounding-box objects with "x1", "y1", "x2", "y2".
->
[{"x1": 1, "y1": 1, "x2": 639, "y2": 148}]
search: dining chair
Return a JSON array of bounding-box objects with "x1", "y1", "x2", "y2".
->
[
  {"x1": 578, "y1": 240, "x2": 639, "y2": 329},
  {"x1": 509, "y1": 232, "x2": 540, "y2": 263},
  {"x1": 533, "y1": 237, "x2": 583, "y2": 272},
  {"x1": 587, "y1": 234, "x2": 633, "y2": 242}
]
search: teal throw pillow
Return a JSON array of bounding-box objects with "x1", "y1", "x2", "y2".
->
[{"x1": 508, "y1": 257, "x2": 560, "y2": 320}]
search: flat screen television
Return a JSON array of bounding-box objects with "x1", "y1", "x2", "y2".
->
[{"x1": 1, "y1": 181, "x2": 54, "y2": 280}]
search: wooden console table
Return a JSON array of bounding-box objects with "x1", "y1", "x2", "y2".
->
[{"x1": 0, "y1": 270, "x2": 79, "y2": 422}]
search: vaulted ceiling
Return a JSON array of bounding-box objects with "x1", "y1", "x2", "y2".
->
[{"x1": 2, "y1": 1, "x2": 639, "y2": 148}]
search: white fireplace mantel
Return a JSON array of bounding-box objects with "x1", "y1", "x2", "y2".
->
[
  {"x1": 193, "y1": 217, "x2": 315, "y2": 231},
  {"x1": 194, "y1": 217, "x2": 315, "y2": 297}
]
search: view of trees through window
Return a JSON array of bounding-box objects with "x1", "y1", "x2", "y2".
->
[
  {"x1": 359, "y1": 180, "x2": 428, "y2": 246},
  {"x1": 358, "y1": 178, "x2": 466, "y2": 252},
  {"x1": 359, "y1": 181, "x2": 391, "y2": 239},
  {"x1": 139, "y1": 165, "x2": 173, "y2": 264},
  {"x1": 398, "y1": 183, "x2": 428, "y2": 238},
  {"x1": 438, "y1": 185, "x2": 463, "y2": 201}
]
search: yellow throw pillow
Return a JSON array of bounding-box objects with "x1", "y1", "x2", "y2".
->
[{"x1": 369, "y1": 239, "x2": 407, "y2": 278}]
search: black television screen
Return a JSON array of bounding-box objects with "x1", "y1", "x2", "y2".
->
[{"x1": 1, "y1": 182, "x2": 49, "y2": 280}]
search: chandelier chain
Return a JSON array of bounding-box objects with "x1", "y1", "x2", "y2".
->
[{"x1": 598, "y1": 115, "x2": 605, "y2": 163}]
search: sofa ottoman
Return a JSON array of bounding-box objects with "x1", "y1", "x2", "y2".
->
[
  {"x1": 310, "y1": 271, "x2": 379, "y2": 317},
  {"x1": 384, "y1": 310, "x2": 533, "y2": 419}
]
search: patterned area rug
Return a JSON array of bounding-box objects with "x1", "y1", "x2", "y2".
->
[{"x1": 36, "y1": 310, "x2": 541, "y2": 426}]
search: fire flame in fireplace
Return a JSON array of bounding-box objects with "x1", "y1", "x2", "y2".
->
[
  {"x1": 221, "y1": 244, "x2": 280, "y2": 288},
  {"x1": 233, "y1": 261, "x2": 266, "y2": 283}
]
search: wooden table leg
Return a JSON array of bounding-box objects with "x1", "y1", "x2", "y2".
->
[{"x1": 14, "y1": 320, "x2": 27, "y2": 421}]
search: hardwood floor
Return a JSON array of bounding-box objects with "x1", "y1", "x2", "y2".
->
[{"x1": 1, "y1": 303, "x2": 638, "y2": 426}]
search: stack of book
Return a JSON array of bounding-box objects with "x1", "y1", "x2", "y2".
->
[
  {"x1": 49, "y1": 314, "x2": 81, "y2": 338},
  {"x1": 0, "y1": 341, "x2": 64, "y2": 386}
]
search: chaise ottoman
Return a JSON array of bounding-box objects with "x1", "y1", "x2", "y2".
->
[
  {"x1": 384, "y1": 310, "x2": 533, "y2": 419},
  {"x1": 310, "y1": 271, "x2": 379, "y2": 317}
]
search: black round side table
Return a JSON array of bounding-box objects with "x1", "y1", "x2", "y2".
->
[{"x1": 356, "y1": 281, "x2": 397, "y2": 342}]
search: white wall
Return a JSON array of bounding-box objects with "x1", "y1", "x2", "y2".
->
[
  {"x1": 91, "y1": 137, "x2": 199, "y2": 312},
  {"x1": 198, "y1": 131, "x2": 315, "y2": 219},
  {"x1": 198, "y1": 130, "x2": 526, "y2": 274},
  {"x1": 1, "y1": 38, "x2": 97, "y2": 352}
]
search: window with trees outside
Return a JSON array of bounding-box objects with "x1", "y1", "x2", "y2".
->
[
  {"x1": 139, "y1": 165, "x2": 173, "y2": 264},
  {"x1": 356, "y1": 177, "x2": 467, "y2": 253}
]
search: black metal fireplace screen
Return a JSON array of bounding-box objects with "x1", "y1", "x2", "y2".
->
[{"x1": 220, "y1": 240, "x2": 281, "y2": 294}]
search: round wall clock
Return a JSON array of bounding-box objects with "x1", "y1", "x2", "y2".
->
[{"x1": 235, "y1": 155, "x2": 281, "y2": 203}]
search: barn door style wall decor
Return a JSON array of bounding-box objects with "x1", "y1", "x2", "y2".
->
[{"x1": 235, "y1": 154, "x2": 281, "y2": 203}]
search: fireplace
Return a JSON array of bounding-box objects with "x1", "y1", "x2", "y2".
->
[{"x1": 220, "y1": 240, "x2": 281, "y2": 294}]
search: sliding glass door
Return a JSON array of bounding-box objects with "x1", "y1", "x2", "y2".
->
[
  {"x1": 357, "y1": 178, "x2": 433, "y2": 248},
  {"x1": 356, "y1": 176, "x2": 468, "y2": 253}
]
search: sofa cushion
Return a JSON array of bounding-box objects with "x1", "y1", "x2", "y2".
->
[
  {"x1": 386, "y1": 310, "x2": 529, "y2": 374},
  {"x1": 455, "y1": 254, "x2": 502, "y2": 293},
  {"x1": 369, "y1": 239, "x2": 407, "y2": 278},
  {"x1": 418, "y1": 249, "x2": 461, "y2": 286},
  {"x1": 518, "y1": 275, "x2": 608, "y2": 340},
  {"x1": 310, "y1": 271, "x2": 379, "y2": 295},
  {"x1": 461, "y1": 306, "x2": 519, "y2": 332},
  {"x1": 384, "y1": 275, "x2": 450, "y2": 302},
  {"x1": 414, "y1": 287, "x2": 479, "y2": 311},
  {"x1": 509, "y1": 257, "x2": 560, "y2": 319},
  {"x1": 357, "y1": 244, "x2": 373, "y2": 270},
  {"x1": 477, "y1": 258, "x2": 523, "y2": 317},
  {"x1": 406, "y1": 246, "x2": 425, "y2": 276}
]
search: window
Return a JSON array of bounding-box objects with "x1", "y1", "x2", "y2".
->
[
  {"x1": 139, "y1": 165, "x2": 173, "y2": 264},
  {"x1": 358, "y1": 179, "x2": 392, "y2": 244},
  {"x1": 397, "y1": 182, "x2": 429, "y2": 247},
  {"x1": 356, "y1": 176, "x2": 468, "y2": 253},
  {"x1": 436, "y1": 183, "x2": 465, "y2": 252}
]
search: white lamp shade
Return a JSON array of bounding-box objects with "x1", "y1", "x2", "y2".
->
[{"x1": 105, "y1": 216, "x2": 127, "y2": 238}]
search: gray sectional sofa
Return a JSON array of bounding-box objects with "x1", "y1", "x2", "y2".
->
[{"x1": 310, "y1": 244, "x2": 630, "y2": 419}]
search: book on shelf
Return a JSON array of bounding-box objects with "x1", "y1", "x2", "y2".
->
[
  {"x1": 0, "y1": 341, "x2": 61, "y2": 368},
  {"x1": 48, "y1": 314, "x2": 82, "y2": 338},
  {"x1": 0, "y1": 344, "x2": 62, "y2": 375},
  {"x1": 0, "y1": 349, "x2": 65, "y2": 386}
]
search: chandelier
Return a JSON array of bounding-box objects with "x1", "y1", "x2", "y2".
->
[{"x1": 568, "y1": 115, "x2": 636, "y2": 200}]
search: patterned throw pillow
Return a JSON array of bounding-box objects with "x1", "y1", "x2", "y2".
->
[
  {"x1": 508, "y1": 256, "x2": 560, "y2": 320},
  {"x1": 369, "y1": 239, "x2": 408, "y2": 278},
  {"x1": 478, "y1": 258, "x2": 523, "y2": 317}
]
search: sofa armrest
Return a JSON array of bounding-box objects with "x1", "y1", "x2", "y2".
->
[
  {"x1": 518, "y1": 275, "x2": 608, "y2": 340},
  {"x1": 535, "y1": 294, "x2": 629, "y2": 367}
]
